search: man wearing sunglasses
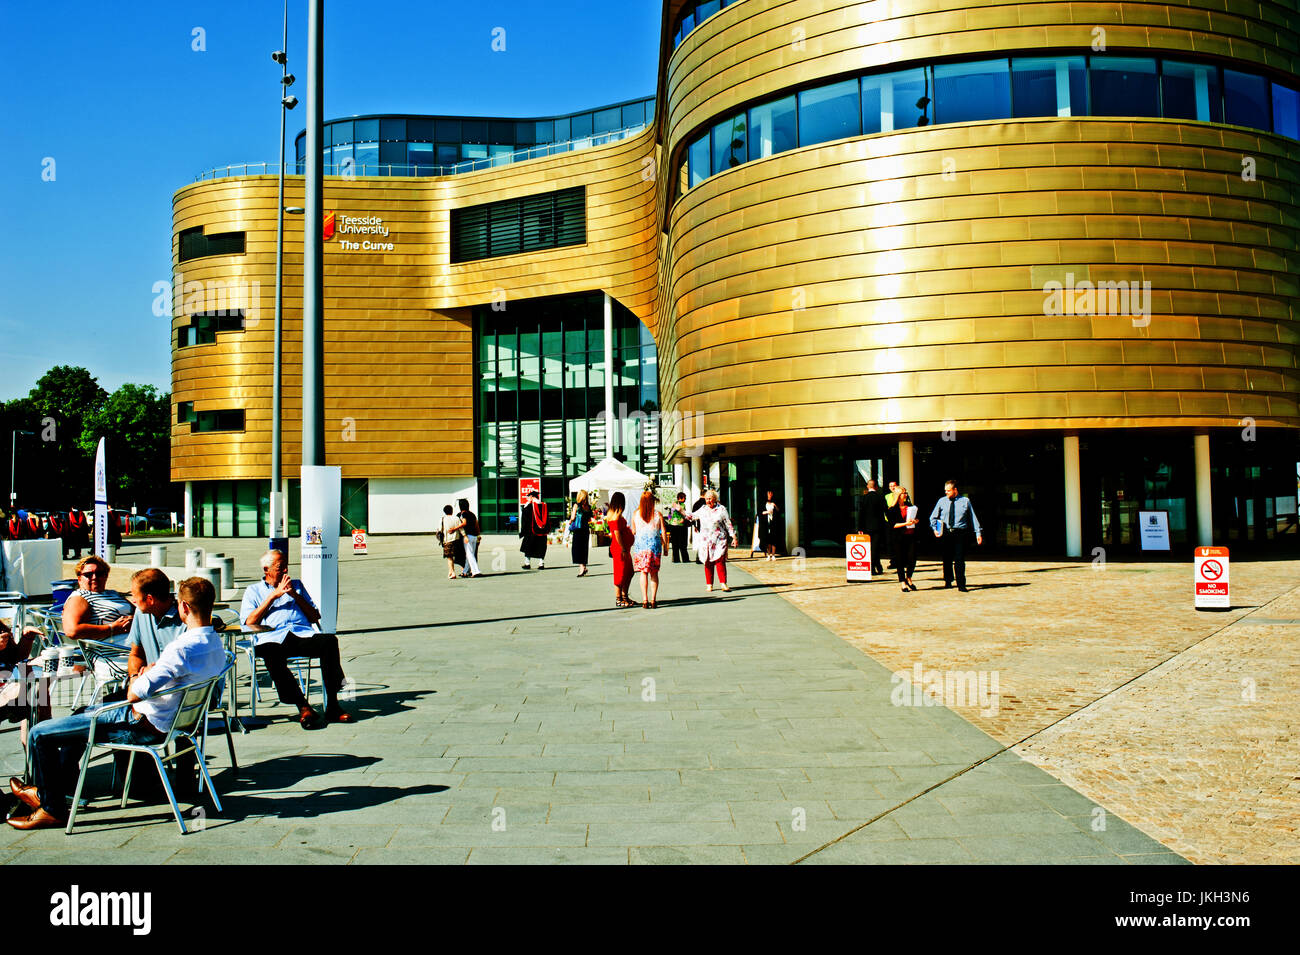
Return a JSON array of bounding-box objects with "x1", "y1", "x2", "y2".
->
[{"x1": 61, "y1": 556, "x2": 133, "y2": 644}]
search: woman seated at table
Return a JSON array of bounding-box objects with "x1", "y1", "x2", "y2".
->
[{"x1": 61, "y1": 556, "x2": 133, "y2": 644}]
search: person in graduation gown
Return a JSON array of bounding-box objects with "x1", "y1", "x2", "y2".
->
[{"x1": 519, "y1": 488, "x2": 549, "y2": 570}]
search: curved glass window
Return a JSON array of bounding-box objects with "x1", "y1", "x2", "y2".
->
[
  {"x1": 682, "y1": 54, "x2": 1300, "y2": 192},
  {"x1": 934, "y1": 59, "x2": 1011, "y2": 124},
  {"x1": 672, "y1": 0, "x2": 740, "y2": 49},
  {"x1": 1090, "y1": 57, "x2": 1159, "y2": 117}
]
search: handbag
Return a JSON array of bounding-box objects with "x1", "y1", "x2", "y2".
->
[{"x1": 570, "y1": 508, "x2": 586, "y2": 532}]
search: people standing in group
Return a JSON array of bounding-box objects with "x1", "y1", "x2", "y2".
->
[
  {"x1": 457, "y1": 499, "x2": 482, "y2": 578},
  {"x1": 757, "y1": 490, "x2": 782, "y2": 561},
  {"x1": 441, "y1": 504, "x2": 465, "y2": 579},
  {"x1": 886, "y1": 486, "x2": 920, "y2": 592},
  {"x1": 629, "y1": 490, "x2": 669, "y2": 609},
  {"x1": 929, "y1": 479, "x2": 983, "y2": 592},
  {"x1": 569, "y1": 490, "x2": 593, "y2": 577},
  {"x1": 692, "y1": 489, "x2": 738, "y2": 592},
  {"x1": 861, "y1": 479, "x2": 887, "y2": 576},
  {"x1": 519, "y1": 488, "x2": 549, "y2": 570},
  {"x1": 606, "y1": 491, "x2": 634, "y2": 608},
  {"x1": 664, "y1": 492, "x2": 691, "y2": 563}
]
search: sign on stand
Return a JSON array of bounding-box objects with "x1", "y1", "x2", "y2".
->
[
  {"x1": 1194, "y1": 546, "x2": 1229, "y2": 610},
  {"x1": 1138, "y1": 510, "x2": 1171, "y2": 551},
  {"x1": 846, "y1": 534, "x2": 872, "y2": 582},
  {"x1": 300, "y1": 465, "x2": 341, "y2": 633},
  {"x1": 352, "y1": 529, "x2": 368, "y2": 555},
  {"x1": 518, "y1": 478, "x2": 541, "y2": 505}
]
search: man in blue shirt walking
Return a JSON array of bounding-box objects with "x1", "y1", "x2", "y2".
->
[{"x1": 929, "y1": 479, "x2": 984, "y2": 592}]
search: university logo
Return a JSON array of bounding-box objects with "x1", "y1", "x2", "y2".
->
[{"x1": 323, "y1": 211, "x2": 335, "y2": 241}]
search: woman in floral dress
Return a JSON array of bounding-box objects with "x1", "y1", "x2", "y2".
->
[
  {"x1": 691, "y1": 488, "x2": 738, "y2": 592},
  {"x1": 629, "y1": 490, "x2": 669, "y2": 609}
]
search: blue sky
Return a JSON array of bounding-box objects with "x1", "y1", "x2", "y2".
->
[{"x1": 0, "y1": 1, "x2": 661, "y2": 400}]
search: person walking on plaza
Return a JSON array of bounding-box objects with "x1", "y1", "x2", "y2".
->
[
  {"x1": 861, "y1": 479, "x2": 887, "y2": 575},
  {"x1": 929, "y1": 479, "x2": 983, "y2": 592},
  {"x1": 519, "y1": 488, "x2": 549, "y2": 570},
  {"x1": 630, "y1": 490, "x2": 669, "y2": 609},
  {"x1": 886, "y1": 486, "x2": 920, "y2": 592},
  {"x1": 883, "y1": 480, "x2": 899, "y2": 569},
  {"x1": 757, "y1": 490, "x2": 782, "y2": 561},
  {"x1": 66, "y1": 507, "x2": 88, "y2": 558},
  {"x1": 457, "y1": 499, "x2": 482, "y2": 578},
  {"x1": 441, "y1": 504, "x2": 465, "y2": 579},
  {"x1": 690, "y1": 486, "x2": 708, "y2": 563},
  {"x1": 606, "y1": 491, "x2": 634, "y2": 608},
  {"x1": 692, "y1": 488, "x2": 738, "y2": 592},
  {"x1": 665, "y1": 492, "x2": 690, "y2": 563},
  {"x1": 569, "y1": 490, "x2": 593, "y2": 577}
]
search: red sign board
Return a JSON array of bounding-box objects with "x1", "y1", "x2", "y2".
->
[
  {"x1": 352, "y1": 529, "x2": 367, "y2": 555},
  {"x1": 1194, "y1": 546, "x2": 1228, "y2": 609},
  {"x1": 518, "y1": 478, "x2": 541, "y2": 506},
  {"x1": 846, "y1": 533, "x2": 872, "y2": 582}
]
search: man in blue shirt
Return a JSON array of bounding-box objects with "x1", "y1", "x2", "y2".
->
[
  {"x1": 9, "y1": 576, "x2": 226, "y2": 830},
  {"x1": 929, "y1": 479, "x2": 984, "y2": 592},
  {"x1": 240, "y1": 550, "x2": 353, "y2": 728}
]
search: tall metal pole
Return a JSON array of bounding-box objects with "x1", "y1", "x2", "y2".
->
[
  {"x1": 302, "y1": 0, "x2": 326, "y2": 466},
  {"x1": 9, "y1": 431, "x2": 15, "y2": 506},
  {"x1": 270, "y1": 0, "x2": 288, "y2": 540}
]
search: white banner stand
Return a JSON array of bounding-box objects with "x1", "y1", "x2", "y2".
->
[{"x1": 300, "y1": 465, "x2": 341, "y2": 633}]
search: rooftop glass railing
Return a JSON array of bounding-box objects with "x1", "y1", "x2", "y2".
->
[{"x1": 194, "y1": 123, "x2": 648, "y2": 182}]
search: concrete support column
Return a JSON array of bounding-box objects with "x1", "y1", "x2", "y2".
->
[
  {"x1": 603, "y1": 292, "x2": 615, "y2": 459},
  {"x1": 898, "y1": 440, "x2": 914, "y2": 496},
  {"x1": 1195, "y1": 432, "x2": 1213, "y2": 546},
  {"x1": 673, "y1": 462, "x2": 684, "y2": 490},
  {"x1": 184, "y1": 481, "x2": 193, "y2": 539},
  {"x1": 783, "y1": 446, "x2": 799, "y2": 553},
  {"x1": 1064, "y1": 434, "x2": 1082, "y2": 557},
  {"x1": 689, "y1": 455, "x2": 702, "y2": 504}
]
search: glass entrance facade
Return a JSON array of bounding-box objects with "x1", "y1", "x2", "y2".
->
[{"x1": 476, "y1": 292, "x2": 659, "y2": 532}]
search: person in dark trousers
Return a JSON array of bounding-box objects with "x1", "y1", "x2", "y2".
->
[
  {"x1": 519, "y1": 488, "x2": 549, "y2": 569},
  {"x1": 861, "y1": 479, "x2": 887, "y2": 576},
  {"x1": 929, "y1": 479, "x2": 983, "y2": 592},
  {"x1": 886, "y1": 486, "x2": 920, "y2": 592},
  {"x1": 665, "y1": 492, "x2": 691, "y2": 563}
]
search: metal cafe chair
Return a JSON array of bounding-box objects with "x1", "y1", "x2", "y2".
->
[
  {"x1": 237, "y1": 627, "x2": 324, "y2": 718},
  {"x1": 0, "y1": 591, "x2": 27, "y2": 634},
  {"x1": 77, "y1": 637, "x2": 131, "y2": 705},
  {"x1": 66, "y1": 652, "x2": 236, "y2": 836}
]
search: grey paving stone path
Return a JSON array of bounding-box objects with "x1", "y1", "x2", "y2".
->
[{"x1": 0, "y1": 534, "x2": 1184, "y2": 864}]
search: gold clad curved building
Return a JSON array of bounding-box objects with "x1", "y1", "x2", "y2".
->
[{"x1": 171, "y1": 0, "x2": 1300, "y2": 555}]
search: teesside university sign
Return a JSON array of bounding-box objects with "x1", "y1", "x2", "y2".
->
[{"x1": 323, "y1": 211, "x2": 394, "y2": 252}]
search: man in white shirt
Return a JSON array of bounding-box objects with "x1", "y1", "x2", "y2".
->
[
  {"x1": 9, "y1": 576, "x2": 226, "y2": 830},
  {"x1": 240, "y1": 550, "x2": 352, "y2": 727}
]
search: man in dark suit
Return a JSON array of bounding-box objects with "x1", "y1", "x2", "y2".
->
[
  {"x1": 861, "y1": 479, "x2": 887, "y2": 575},
  {"x1": 929, "y1": 479, "x2": 984, "y2": 592}
]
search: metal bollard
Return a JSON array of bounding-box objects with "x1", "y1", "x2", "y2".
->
[
  {"x1": 105, "y1": 544, "x2": 117, "y2": 563},
  {"x1": 185, "y1": 548, "x2": 205, "y2": 572},
  {"x1": 195, "y1": 565, "x2": 222, "y2": 595},
  {"x1": 208, "y1": 556, "x2": 235, "y2": 592},
  {"x1": 150, "y1": 545, "x2": 168, "y2": 567}
]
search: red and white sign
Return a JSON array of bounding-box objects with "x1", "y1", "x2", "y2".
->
[
  {"x1": 846, "y1": 534, "x2": 872, "y2": 582},
  {"x1": 518, "y1": 478, "x2": 541, "y2": 506},
  {"x1": 1194, "y1": 546, "x2": 1228, "y2": 609},
  {"x1": 352, "y1": 529, "x2": 367, "y2": 555}
]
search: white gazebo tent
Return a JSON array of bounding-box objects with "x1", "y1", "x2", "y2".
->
[{"x1": 568, "y1": 456, "x2": 650, "y2": 510}]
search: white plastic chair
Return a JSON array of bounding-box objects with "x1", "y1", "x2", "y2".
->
[{"x1": 66, "y1": 652, "x2": 236, "y2": 835}]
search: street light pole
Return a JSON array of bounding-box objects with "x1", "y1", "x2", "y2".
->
[
  {"x1": 9, "y1": 430, "x2": 33, "y2": 508},
  {"x1": 270, "y1": 0, "x2": 298, "y2": 552},
  {"x1": 302, "y1": 0, "x2": 325, "y2": 467}
]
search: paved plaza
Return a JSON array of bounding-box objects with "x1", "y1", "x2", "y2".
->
[{"x1": 7, "y1": 531, "x2": 1290, "y2": 864}]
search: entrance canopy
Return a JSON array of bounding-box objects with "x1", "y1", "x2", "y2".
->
[{"x1": 569, "y1": 457, "x2": 649, "y2": 509}]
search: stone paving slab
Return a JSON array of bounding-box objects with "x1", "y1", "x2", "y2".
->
[{"x1": 0, "y1": 534, "x2": 1183, "y2": 864}]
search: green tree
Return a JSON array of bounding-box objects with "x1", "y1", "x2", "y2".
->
[
  {"x1": 80, "y1": 384, "x2": 173, "y2": 507},
  {"x1": 2, "y1": 366, "x2": 108, "y2": 509}
]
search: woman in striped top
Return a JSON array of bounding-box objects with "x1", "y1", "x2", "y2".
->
[{"x1": 61, "y1": 556, "x2": 133, "y2": 643}]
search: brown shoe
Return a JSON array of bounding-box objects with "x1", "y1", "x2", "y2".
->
[
  {"x1": 6, "y1": 807, "x2": 63, "y2": 830},
  {"x1": 324, "y1": 706, "x2": 355, "y2": 724},
  {"x1": 9, "y1": 777, "x2": 39, "y2": 811}
]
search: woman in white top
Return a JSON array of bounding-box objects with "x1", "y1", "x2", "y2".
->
[
  {"x1": 62, "y1": 555, "x2": 133, "y2": 643},
  {"x1": 441, "y1": 504, "x2": 465, "y2": 579},
  {"x1": 691, "y1": 489, "x2": 738, "y2": 593}
]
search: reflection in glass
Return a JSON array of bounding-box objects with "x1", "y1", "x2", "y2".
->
[
  {"x1": 863, "y1": 68, "x2": 930, "y2": 133},
  {"x1": 689, "y1": 134, "x2": 710, "y2": 187},
  {"x1": 1090, "y1": 57, "x2": 1159, "y2": 117},
  {"x1": 934, "y1": 59, "x2": 1011, "y2": 124},
  {"x1": 712, "y1": 115, "x2": 746, "y2": 173},
  {"x1": 799, "y1": 79, "x2": 861, "y2": 146},
  {"x1": 1012, "y1": 57, "x2": 1085, "y2": 117},
  {"x1": 1274, "y1": 84, "x2": 1300, "y2": 139},
  {"x1": 1162, "y1": 61, "x2": 1222, "y2": 122},
  {"x1": 748, "y1": 95, "x2": 796, "y2": 161},
  {"x1": 1224, "y1": 69, "x2": 1271, "y2": 129}
]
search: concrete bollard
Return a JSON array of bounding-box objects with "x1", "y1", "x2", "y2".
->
[
  {"x1": 150, "y1": 545, "x2": 167, "y2": 568},
  {"x1": 106, "y1": 544, "x2": 117, "y2": 563},
  {"x1": 194, "y1": 565, "x2": 222, "y2": 594},
  {"x1": 185, "y1": 548, "x2": 205, "y2": 572},
  {"x1": 208, "y1": 556, "x2": 235, "y2": 592}
]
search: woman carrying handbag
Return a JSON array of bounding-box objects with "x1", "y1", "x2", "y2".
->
[{"x1": 569, "y1": 490, "x2": 593, "y2": 577}]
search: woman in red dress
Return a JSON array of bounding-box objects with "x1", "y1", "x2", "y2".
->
[{"x1": 607, "y1": 491, "x2": 634, "y2": 608}]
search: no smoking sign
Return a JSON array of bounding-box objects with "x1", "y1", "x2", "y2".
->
[
  {"x1": 1194, "y1": 546, "x2": 1229, "y2": 610},
  {"x1": 846, "y1": 534, "x2": 872, "y2": 582}
]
